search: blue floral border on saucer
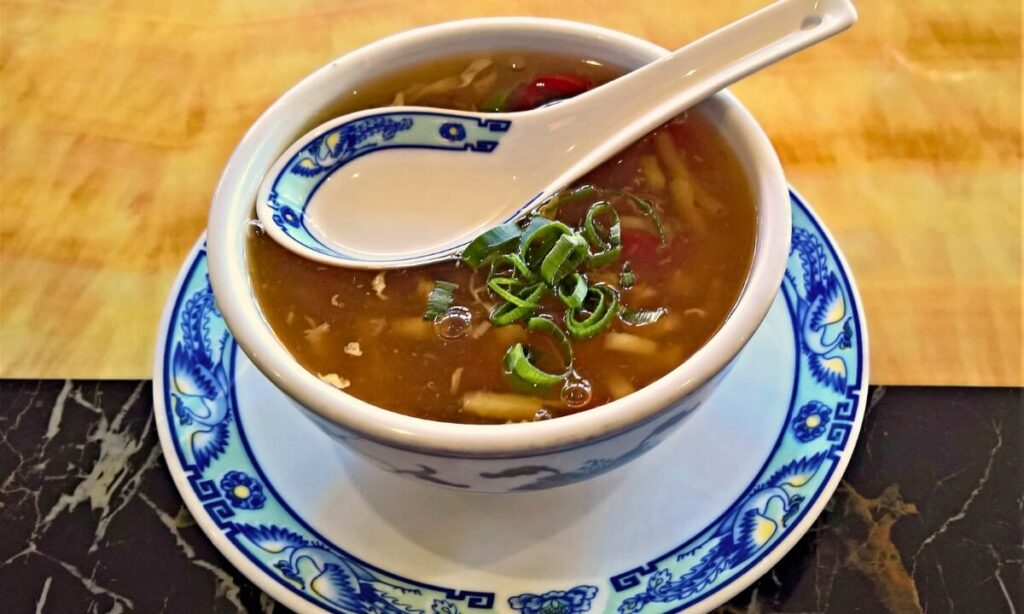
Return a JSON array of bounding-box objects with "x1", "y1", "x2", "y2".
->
[{"x1": 158, "y1": 190, "x2": 865, "y2": 613}]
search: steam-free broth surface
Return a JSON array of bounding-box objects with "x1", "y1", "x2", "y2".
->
[{"x1": 248, "y1": 52, "x2": 756, "y2": 424}]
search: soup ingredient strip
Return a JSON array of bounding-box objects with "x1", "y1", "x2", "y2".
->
[{"x1": 423, "y1": 281, "x2": 459, "y2": 320}]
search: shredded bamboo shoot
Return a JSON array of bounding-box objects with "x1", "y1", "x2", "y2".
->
[
  {"x1": 390, "y1": 317, "x2": 433, "y2": 339},
  {"x1": 462, "y1": 392, "x2": 542, "y2": 420},
  {"x1": 605, "y1": 332, "x2": 658, "y2": 354},
  {"x1": 606, "y1": 374, "x2": 636, "y2": 399},
  {"x1": 639, "y1": 154, "x2": 667, "y2": 192},
  {"x1": 450, "y1": 367, "x2": 465, "y2": 395},
  {"x1": 669, "y1": 178, "x2": 706, "y2": 236}
]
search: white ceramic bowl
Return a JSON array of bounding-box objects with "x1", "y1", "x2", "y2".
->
[{"x1": 207, "y1": 18, "x2": 791, "y2": 493}]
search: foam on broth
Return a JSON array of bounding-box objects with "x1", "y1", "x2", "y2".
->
[{"x1": 247, "y1": 52, "x2": 756, "y2": 424}]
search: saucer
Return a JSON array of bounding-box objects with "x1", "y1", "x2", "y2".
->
[{"x1": 153, "y1": 190, "x2": 868, "y2": 614}]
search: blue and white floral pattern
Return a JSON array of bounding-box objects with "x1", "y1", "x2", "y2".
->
[
  {"x1": 791, "y1": 401, "x2": 832, "y2": 442},
  {"x1": 509, "y1": 585, "x2": 598, "y2": 613},
  {"x1": 220, "y1": 471, "x2": 267, "y2": 510},
  {"x1": 158, "y1": 191, "x2": 865, "y2": 613},
  {"x1": 265, "y1": 111, "x2": 512, "y2": 260}
]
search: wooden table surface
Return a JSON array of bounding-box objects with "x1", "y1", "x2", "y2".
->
[{"x1": 1, "y1": 0, "x2": 1020, "y2": 384}]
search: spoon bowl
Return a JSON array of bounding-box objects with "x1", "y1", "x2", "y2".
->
[{"x1": 257, "y1": 0, "x2": 855, "y2": 268}]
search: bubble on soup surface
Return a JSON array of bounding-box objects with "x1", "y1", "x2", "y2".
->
[
  {"x1": 246, "y1": 219, "x2": 265, "y2": 237},
  {"x1": 434, "y1": 306, "x2": 473, "y2": 340},
  {"x1": 561, "y1": 378, "x2": 593, "y2": 408},
  {"x1": 534, "y1": 408, "x2": 553, "y2": 421}
]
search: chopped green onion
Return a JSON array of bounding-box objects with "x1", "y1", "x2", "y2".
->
[
  {"x1": 620, "y1": 306, "x2": 667, "y2": 326},
  {"x1": 483, "y1": 88, "x2": 511, "y2": 112},
  {"x1": 521, "y1": 215, "x2": 555, "y2": 242},
  {"x1": 490, "y1": 283, "x2": 547, "y2": 326},
  {"x1": 620, "y1": 261, "x2": 635, "y2": 289},
  {"x1": 566, "y1": 284, "x2": 619, "y2": 338},
  {"x1": 557, "y1": 273, "x2": 587, "y2": 308},
  {"x1": 540, "y1": 232, "x2": 589, "y2": 285},
  {"x1": 539, "y1": 186, "x2": 665, "y2": 246},
  {"x1": 461, "y1": 222, "x2": 522, "y2": 268},
  {"x1": 583, "y1": 202, "x2": 622, "y2": 268},
  {"x1": 488, "y1": 253, "x2": 536, "y2": 283},
  {"x1": 519, "y1": 219, "x2": 572, "y2": 270},
  {"x1": 622, "y1": 192, "x2": 667, "y2": 246},
  {"x1": 537, "y1": 184, "x2": 602, "y2": 217},
  {"x1": 589, "y1": 244, "x2": 622, "y2": 268},
  {"x1": 502, "y1": 316, "x2": 573, "y2": 392},
  {"x1": 423, "y1": 281, "x2": 458, "y2": 320},
  {"x1": 487, "y1": 277, "x2": 533, "y2": 306},
  {"x1": 560, "y1": 184, "x2": 602, "y2": 204}
]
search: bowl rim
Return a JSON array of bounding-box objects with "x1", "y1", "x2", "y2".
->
[{"x1": 206, "y1": 16, "x2": 791, "y2": 458}]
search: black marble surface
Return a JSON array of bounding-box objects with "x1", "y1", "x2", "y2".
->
[{"x1": 1, "y1": 381, "x2": 1020, "y2": 613}]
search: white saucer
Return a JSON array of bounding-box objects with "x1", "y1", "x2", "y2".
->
[{"x1": 154, "y1": 190, "x2": 868, "y2": 614}]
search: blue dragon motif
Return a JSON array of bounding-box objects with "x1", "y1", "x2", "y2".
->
[
  {"x1": 289, "y1": 116, "x2": 415, "y2": 178},
  {"x1": 239, "y1": 524, "x2": 429, "y2": 613},
  {"x1": 483, "y1": 404, "x2": 696, "y2": 491},
  {"x1": 782, "y1": 227, "x2": 853, "y2": 393},
  {"x1": 617, "y1": 451, "x2": 829, "y2": 613},
  {"x1": 170, "y1": 280, "x2": 233, "y2": 470}
]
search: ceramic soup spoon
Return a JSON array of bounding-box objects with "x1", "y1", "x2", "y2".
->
[{"x1": 256, "y1": 0, "x2": 856, "y2": 268}]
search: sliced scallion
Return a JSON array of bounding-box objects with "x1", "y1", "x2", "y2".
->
[
  {"x1": 502, "y1": 316, "x2": 573, "y2": 392},
  {"x1": 460, "y1": 222, "x2": 522, "y2": 268},
  {"x1": 540, "y1": 232, "x2": 589, "y2": 285},
  {"x1": 619, "y1": 306, "x2": 667, "y2": 326},
  {"x1": 537, "y1": 184, "x2": 602, "y2": 218},
  {"x1": 489, "y1": 283, "x2": 547, "y2": 326},
  {"x1": 622, "y1": 192, "x2": 667, "y2": 246},
  {"x1": 519, "y1": 219, "x2": 572, "y2": 270},
  {"x1": 487, "y1": 276, "x2": 533, "y2": 307},
  {"x1": 483, "y1": 88, "x2": 511, "y2": 112},
  {"x1": 620, "y1": 261, "x2": 635, "y2": 289},
  {"x1": 566, "y1": 284, "x2": 619, "y2": 338},
  {"x1": 583, "y1": 202, "x2": 622, "y2": 268},
  {"x1": 423, "y1": 281, "x2": 458, "y2": 320},
  {"x1": 488, "y1": 253, "x2": 536, "y2": 283},
  {"x1": 557, "y1": 273, "x2": 587, "y2": 308}
]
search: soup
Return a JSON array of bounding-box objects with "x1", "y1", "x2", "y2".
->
[{"x1": 248, "y1": 52, "x2": 756, "y2": 424}]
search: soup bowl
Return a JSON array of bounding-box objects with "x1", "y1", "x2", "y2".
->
[{"x1": 207, "y1": 18, "x2": 791, "y2": 493}]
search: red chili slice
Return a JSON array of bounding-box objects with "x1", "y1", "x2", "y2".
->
[
  {"x1": 505, "y1": 73, "x2": 593, "y2": 111},
  {"x1": 620, "y1": 229, "x2": 663, "y2": 263}
]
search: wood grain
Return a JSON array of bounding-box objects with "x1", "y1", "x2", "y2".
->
[{"x1": 1, "y1": 0, "x2": 1020, "y2": 384}]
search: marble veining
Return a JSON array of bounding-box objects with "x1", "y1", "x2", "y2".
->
[{"x1": 1, "y1": 381, "x2": 1021, "y2": 612}]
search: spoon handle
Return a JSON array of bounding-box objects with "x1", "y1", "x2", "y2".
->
[{"x1": 534, "y1": 0, "x2": 856, "y2": 186}]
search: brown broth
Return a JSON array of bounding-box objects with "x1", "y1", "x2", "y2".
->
[{"x1": 247, "y1": 52, "x2": 756, "y2": 424}]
